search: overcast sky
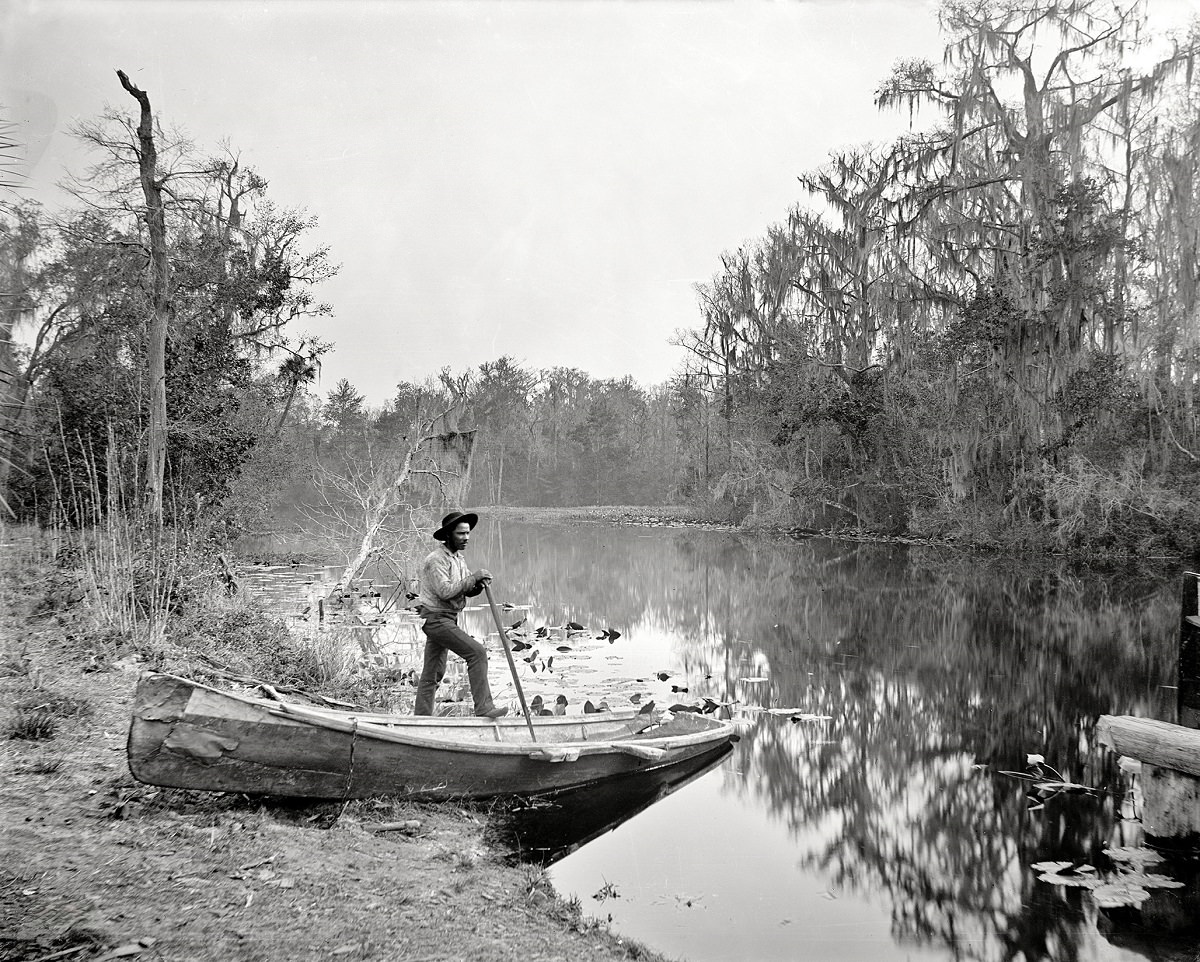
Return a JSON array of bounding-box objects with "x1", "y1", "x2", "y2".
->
[{"x1": 5, "y1": 0, "x2": 1197, "y2": 404}]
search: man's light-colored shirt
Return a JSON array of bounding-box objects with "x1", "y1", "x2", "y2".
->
[{"x1": 417, "y1": 543, "x2": 477, "y2": 615}]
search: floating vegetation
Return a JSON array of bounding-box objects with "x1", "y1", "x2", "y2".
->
[
  {"x1": 593, "y1": 879, "x2": 620, "y2": 902},
  {"x1": 1032, "y1": 855, "x2": 1184, "y2": 909},
  {"x1": 495, "y1": 615, "x2": 628, "y2": 683},
  {"x1": 1116, "y1": 871, "x2": 1185, "y2": 890},
  {"x1": 1031, "y1": 862, "x2": 1098, "y2": 887},
  {"x1": 1105, "y1": 846, "x2": 1164, "y2": 870},
  {"x1": 1092, "y1": 881, "x2": 1154, "y2": 909},
  {"x1": 998, "y1": 754, "x2": 1104, "y2": 810}
]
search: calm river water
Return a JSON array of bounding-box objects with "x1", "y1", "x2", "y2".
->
[{"x1": 244, "y1": 520, "x2": 1195, "y2": 962}]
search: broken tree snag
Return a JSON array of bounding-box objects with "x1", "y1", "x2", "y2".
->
[
  {"x1": 117, "y1": 68, "x2": 170, "y2": 527},
  {"x1": 217, "y1": 554, "x2": 242, "y2": 595},
  {"x1": 1098, "y1": 715, "x2": 1200, "y2": 844},
  {"x1": 333, "y1": 421, "x2": 475, "y2": 593}
]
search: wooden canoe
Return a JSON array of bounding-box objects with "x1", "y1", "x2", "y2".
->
[{"x1": 126, "y1": 672, "x2": 738, "y2": 800}]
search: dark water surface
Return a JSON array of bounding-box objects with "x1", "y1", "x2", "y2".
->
[
  {"x1": 241, "y1": 521, "x2": 1193, "y2": 961},
  {"x1": 469, "y1": 521, "x2": 1191, "y2": 962}
]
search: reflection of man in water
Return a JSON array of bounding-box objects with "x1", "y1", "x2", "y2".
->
[{"x1": 413, "y1": 511, "x2": 508, "y2": 718}]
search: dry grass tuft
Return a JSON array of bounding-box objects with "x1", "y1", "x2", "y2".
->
[{"x1": 7, "y1": 706, "x2": 57, "y2": 740}]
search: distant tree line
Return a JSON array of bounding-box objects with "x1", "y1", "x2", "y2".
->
[{"x1": 297, "y1": 362, "x2": 690, "y2": 512}]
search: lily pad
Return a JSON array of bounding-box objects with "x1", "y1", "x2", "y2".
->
[
  {"x1": 1092, "y1": 881, "x2": 1152, "y2": 908},
  {"x1": 1037, "y1": 872, "x2": 1102, "y2": 889},
  {"x1": 1105, "y1": 847, "x2": 1163, "y2": 869},
  {"x1": 1031, "y1": 860, "x2": 1073, "y2": 874},
  {"x1": 1120, "y1": 871, "x2": 1185, "y2": 890}
]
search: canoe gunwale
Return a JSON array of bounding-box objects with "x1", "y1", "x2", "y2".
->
[
  {"x1": 270, "y1": 699, "x2": 732, "y2": 757},
  {"x1": 153, "y1": 671, "x2": 656, "y2": 727}
]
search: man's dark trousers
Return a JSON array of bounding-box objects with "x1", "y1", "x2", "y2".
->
[{"x1": 414, "y1": 609, "x2": 494, "y2": 715}]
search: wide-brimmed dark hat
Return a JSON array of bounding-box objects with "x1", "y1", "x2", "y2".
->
[{"x1": 433, "y1": 510, "x2": 479, "y2": 542}]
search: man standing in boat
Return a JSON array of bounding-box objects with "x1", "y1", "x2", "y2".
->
[{"x1": 413, "y1": 510, "x2": 508, "y2": 718}]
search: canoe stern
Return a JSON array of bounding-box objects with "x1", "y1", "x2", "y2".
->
[{"x1": 127, "y1": 672, "x2": 354, "y2": 797}]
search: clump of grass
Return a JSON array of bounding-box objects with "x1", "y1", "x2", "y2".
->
[
  {"x1": 8, "y1": 707, "x2": 57, "y2": 740},
  {"x1": 522, "y1": 865, "x2": 554, "y2": 901},
  {"x1": 6, "y1": 686, "x2": 92, "y2": 741}
]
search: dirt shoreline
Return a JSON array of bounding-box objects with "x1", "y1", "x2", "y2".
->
[{"x1": 0, "y1": 547, "x2": 674, "y2": 962}]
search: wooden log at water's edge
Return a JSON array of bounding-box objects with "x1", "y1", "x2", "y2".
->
[
  {"x1": 1096, "y1": 716, "x2": 1200, "y2": 779},
  {"x1": 1098, "y1": 714, "x2": 1200, "y2": 844}
]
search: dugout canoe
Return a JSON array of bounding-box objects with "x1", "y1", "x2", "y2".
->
[{"x1": 126, "y1": 672, "x2": 738, "y2": 800}]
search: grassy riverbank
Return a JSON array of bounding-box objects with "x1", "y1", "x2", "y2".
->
[{"x1": 0, "y1": 529, "x2": 671, "y2": 962}]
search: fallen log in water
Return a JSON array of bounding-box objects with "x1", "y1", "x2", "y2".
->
[{"x1": 1097, "y1": 715, "x2": 1200, "y2": 844}]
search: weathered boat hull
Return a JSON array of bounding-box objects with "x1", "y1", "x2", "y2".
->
[{"x1": 127, "y1": 673, "x2": 737, "y2": 800}]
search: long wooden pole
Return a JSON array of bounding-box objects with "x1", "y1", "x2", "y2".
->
[{"x1": 483, "y1": 583, "x2": 536, "y2": 741}]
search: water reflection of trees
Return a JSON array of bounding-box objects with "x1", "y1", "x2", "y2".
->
[{"x1": 482, "y1": 522, "x2": 1180, "y2": 961}]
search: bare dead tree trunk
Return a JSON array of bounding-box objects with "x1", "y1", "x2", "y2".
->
[
  {"x1": 335, "y1": 427, "x2": 475, "y2": 591},
  {"x1": 117, "y1": 69, "x2": 170, "y2": 527}
]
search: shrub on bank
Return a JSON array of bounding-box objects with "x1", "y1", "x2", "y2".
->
[
  {"x1": 1, "y1": 523, "x2": 405, "y2": 710},
  {"x1": 163, "y1": 596, "x2": 407, "y2": 710}
]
